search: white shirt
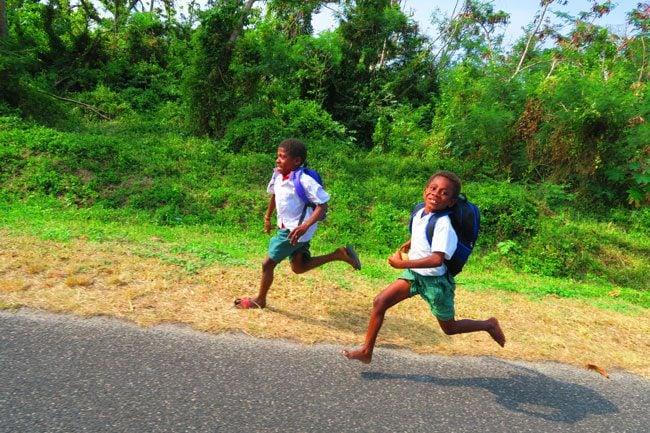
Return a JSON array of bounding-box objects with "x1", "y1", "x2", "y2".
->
[
  {"x1": 267, "y1": 169, "x2": 330, "y2": 242},
  {"x1": 409, "y1": 211, "x2": 457, "y2": 276}
]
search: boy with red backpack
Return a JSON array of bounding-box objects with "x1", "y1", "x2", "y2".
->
[
  {"x1": 235, "y1": 138, "x2": 361, "y2": 309},
  {"x1": 341, "y1": 170, "x2": 505, "y2": 363}
]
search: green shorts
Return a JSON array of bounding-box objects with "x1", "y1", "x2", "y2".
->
[
  {"x1": 268, "y1": 229, "x2": 312, "y2": 263},
  {"x1": 401, "y1": 269, "x2": 455, "y2": 321}
]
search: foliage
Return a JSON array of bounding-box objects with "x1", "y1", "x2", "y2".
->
[
  {"x1": 222, "y1": 99, "x2": 346, "y2": 153},
  {"x1": 2, "y1": 1, "x2": 649, "y2": 298},
  {"x1": 183, "y1": 2, "x2": 250, "y2": 137},
  {"x1": 433, "y1": 64, "x2": 524, "y2": 177},
  {"x1": 2, "y1": 115, "x2": 649, "y2": 293},
  {"x1": 469, "y1": 180, "x2": 540, "y2": 245},
  {"x1": 326, "y1": 0, "x2": 435, "y2": 147}
]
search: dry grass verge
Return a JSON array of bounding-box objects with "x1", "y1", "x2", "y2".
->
[{"x1": 1, "y1": 231, "x2": 648, "y2": 379}]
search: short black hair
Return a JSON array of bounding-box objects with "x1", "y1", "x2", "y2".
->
[
  {"x1": 428, "y1": 170, "x2": 462, "y2": 198},
  {"x1": 279, "y1": 138, "x2": 307, "y2": 166}
]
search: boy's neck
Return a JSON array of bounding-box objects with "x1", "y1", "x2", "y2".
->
[{"x1": 423, "y1": 206, "x2": 450, "y2": 215}]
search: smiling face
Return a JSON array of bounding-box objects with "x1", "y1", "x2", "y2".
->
[
  {"x1": 275, "y1": 146, "x2": 303, "y2": 176},
  {"x1": 423, "y1": 175, "x2": 458, "y2": 213}
]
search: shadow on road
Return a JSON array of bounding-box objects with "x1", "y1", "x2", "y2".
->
[{"x1": 361, "y1": 364, "x2": 618, "y2": 423}]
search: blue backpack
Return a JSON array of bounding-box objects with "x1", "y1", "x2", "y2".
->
[
  {"x1": 408, "y1": 194, "x2": 480, "y2": 276},
  {"x1": 290, "y1": 167, "x2": 327, "y2": 223}
]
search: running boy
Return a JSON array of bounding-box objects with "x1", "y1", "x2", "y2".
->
[
  {"x1": 341, "y1": 170, "x2": 505, "y2": 363},
  {"x1": 235, "y1": 138, "x2": 361, "y2": 309}
]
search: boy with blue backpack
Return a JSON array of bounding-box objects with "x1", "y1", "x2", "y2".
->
[
  {"x1": 235, "y1": 138, "x2": 361, "y2": 309},
  {"x1": 342, "y1": 170, "x2": 505, "y2": 363}
]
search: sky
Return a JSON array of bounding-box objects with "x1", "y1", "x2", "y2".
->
[{"x1": 312, "y1": 0, "x2": 636, "y2": 44}]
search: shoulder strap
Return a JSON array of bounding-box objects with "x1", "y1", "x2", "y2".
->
[
  {"x1": 409, "y1": 202, "x2": 452, "y2": 245},
  {"x1": 425, "y1": 210, "x2": 453, "y2": 246},
  {"x1": 302, "y1": 167, "x2": 323, "y2": 186},
  {"x1": 291, "y1": 167, "x2": 310, "y2": 204},
  {"x1": 425, "y1": 211, "x2": 451, "y2": 246},
  {"x1": 409, "y1": 202, "x2": 426, "y2": 234}
]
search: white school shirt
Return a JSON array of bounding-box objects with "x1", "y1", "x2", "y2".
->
[
  {"x1": 267, "y1": 169, "x2": 330, "y2": 243},
  {"x1": 409, "y1": 210, "x2": 458, "y2": 277}
]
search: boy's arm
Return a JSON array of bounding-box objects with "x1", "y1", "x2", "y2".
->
[
  {"x1": 388, "y1": 250, "x2": 445, "y2": 269},
  {"x1": 264, "y1": 194, "x2": 276, "y2": 235},
  {"x1": 288, "y1": 202, "x2": 327, "y2": 244},
  {"x1": 390, "y1": 215, "x2": 455, "y2": 269}
]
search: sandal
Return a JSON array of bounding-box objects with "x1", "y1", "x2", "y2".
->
[
  {"x1": 345, "y1": 244, "x2": 362, "y2": 270},
  {"x1": 234, "y1": 297, "x2": 263, "y2": 309}
]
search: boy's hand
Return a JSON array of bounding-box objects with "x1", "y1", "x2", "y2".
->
[
  {"x1": 264, "y1": 218, "x2": 272, "y2": 234},
  {"x1": 388, "y1": 250, "x2": 406, "y2": 269},
  {"x1": 289, "y1": 224, "x2": 307, "y2": 245}
]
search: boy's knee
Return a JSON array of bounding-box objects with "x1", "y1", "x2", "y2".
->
[
  {"x1": 262, "y1": 258, "x2": 276, "y2": 272},
  {"x1": 290, "y1": 253, "x2": 308, "y2": 274},
  {"x1": 372, "y1": 295, "x2": 389, "y2": 311},
  {"x1": 290, "y1": 262, "x2": 306, "y2": 274},
  {"x1": 438, "y1": 320, "x2": 456, "y2": 335}
]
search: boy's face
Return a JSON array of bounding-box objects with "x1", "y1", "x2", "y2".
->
[
  {"x1": 423, "y1": 175, "x2": 457, "y2": 213},
  {"x1": 276, "y1": 147, "x2": 303, "y2": 175}
]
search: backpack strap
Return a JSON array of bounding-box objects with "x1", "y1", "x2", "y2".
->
[
  {"x1": 425, "y1": 211, "x2": 452, "y2": 246},
  {"x1": 409, "y1": 202, "x2": 425, "y2": 234},
  {"x1": 291, "y1": 167, "x2": 317, "y2": 225},
  {"x1": 291, "y1": 167, "x2": 310, "y2": 204},
  {"x1": 409, "y1": 202, "x2": 451, "y2": 246}
]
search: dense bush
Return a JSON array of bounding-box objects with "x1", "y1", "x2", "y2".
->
[
  {"x1": 1, "y1": 116, "x2": 648, "y2": 290},
  {"x1": 469, "y1": 181, "x2": 540, "y2": 245}
]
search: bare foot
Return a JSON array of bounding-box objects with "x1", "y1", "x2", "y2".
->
[
  {"x1": 340, "y1": 244, "x2": 362, "y2": 270},
  {"x1": 234, "y1": 297, "x2": 265, "y2": 309},
  {"x1": 341, "y1": 348, "x2": 372, "y2": 364},
  {"x1": 487, "y1": 317, "x2": 506, "y2": 347}
]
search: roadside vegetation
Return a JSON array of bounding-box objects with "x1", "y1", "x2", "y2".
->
[{"x1": 1, "y1": 1, "x2": 648, "y2": 377}]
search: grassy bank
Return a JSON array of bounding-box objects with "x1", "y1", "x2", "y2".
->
[
  {"x1": 1, "y1": 117, "x2": 649, "y2": 378},
  {"x1": 1, "y1": 200, "x2": 648, "y2": 379}
]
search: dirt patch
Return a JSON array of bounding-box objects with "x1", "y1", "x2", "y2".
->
[{"x1": 1, "y1": 232, "x2": 648, "y2": 379}]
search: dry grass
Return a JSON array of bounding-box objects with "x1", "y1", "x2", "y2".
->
[{"x1": 1, "y1": 231, "x2": 648, "y2": 379}]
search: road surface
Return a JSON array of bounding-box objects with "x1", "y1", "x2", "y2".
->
[{"x1": 1, "y1": 309, "x2": 648, "y2": 432}]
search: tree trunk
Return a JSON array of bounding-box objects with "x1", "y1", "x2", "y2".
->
[
  {"x1": 227, "y1": 0, "x2": 258, "y2": 46},
  {"x1": 511, "y1": 0, "x2": 552, "y2": 80},
  {"x1": 0, "y1": 0, "x2": 8, "y2": 38}
]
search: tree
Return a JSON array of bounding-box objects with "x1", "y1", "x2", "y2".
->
[
  {"x1": 325, "y1": 0, "x2": 431, "y2": 147},
  {"x1": 184, "y1": 1, "x2": 253, "y2": 136},
  {"x1": 266, "y1": 0, "x2": 323, "y2": 38},
  {"x1": 0, "y1": 0, "x2": 8, "y2": 38},
  {"x1": 427, "y1": 0, "x2": 509, "y2": 70}
]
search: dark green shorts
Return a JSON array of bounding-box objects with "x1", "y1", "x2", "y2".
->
[
  {"x1": 400, "y1": 269, "x2": 455, "y2": 321},
  {"x1": 268, "y1": 229, "x2": 311, "y2": 263}
]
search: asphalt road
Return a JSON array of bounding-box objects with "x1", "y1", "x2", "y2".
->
[{"x1": 1, "y1": 309, "x2": 648, "y2": 433}]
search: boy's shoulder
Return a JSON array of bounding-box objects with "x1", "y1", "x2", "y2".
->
[
  {"x1": 293, "y1": 167, "x2": 323, "y2": 186},
  {"x1": 409, "y1": 203, "x2": 454, "y2": 240}
]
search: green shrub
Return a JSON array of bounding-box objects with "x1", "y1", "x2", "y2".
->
[
  {"x1": 372, "y1": 104, "x2": 430, "y2": 155},
  {"x1": 222, "y1": 153, "x2": 274, "y2": 186},
  {"x1": 76, "y1": 85, "x2": 132, "y2": 119},
  {"x1": 471, "y1": 181, "x2": 540, "y2": 245},
  {"x1": 277, "y1": 99, "x2": 346, "y2": 142},
  {"x1": 19, "y1": 158, "x2": 63, "y2": 195},
  {"x1": 366, "y1": 202, "x2": 409, "y2": 252},
  {"x1": 222, "y1": 104, "x2": 285, "y2": 153}
]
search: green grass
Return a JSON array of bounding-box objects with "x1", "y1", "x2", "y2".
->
[
  {"x1": 1, "y1": 116, "x2": 648, "y2": 307},
  {"x1": 1, "y1": 197, "x2": 647, "y2": 313},
  {"x1": 460, "y1": 265, "x2": 649, "y2": 313}
]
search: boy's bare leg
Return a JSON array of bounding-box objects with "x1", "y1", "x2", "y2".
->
[
  {"x1": 235, "y1": 256, "x2": 276, "y2": 309},
  {"x1": 290, "y1": 245, "x2": 360, "y2": 274},
  {"x1": 341, "y1": 279, "x2": 412, "y2": 363},
  {"x1": 437, "y1": 317, "x2": 506, "y2": 347}
]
